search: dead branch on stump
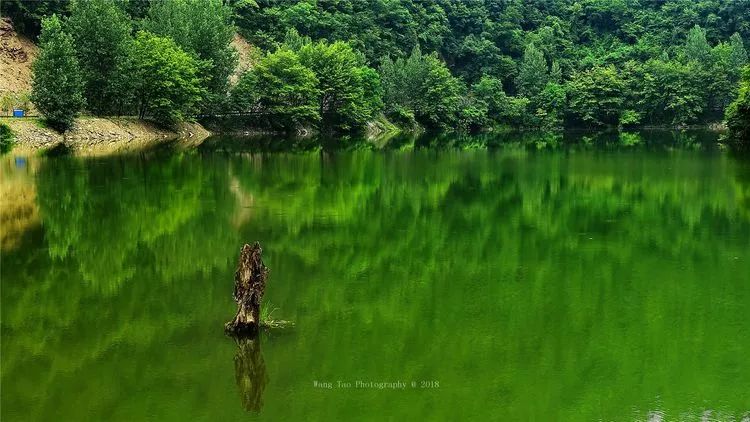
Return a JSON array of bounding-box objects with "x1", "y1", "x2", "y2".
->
[{"x1": 225, "y1": 242, "x2": 268, "y2": 335}]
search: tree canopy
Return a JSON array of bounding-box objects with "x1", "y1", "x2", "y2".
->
[
  {"x1": 130, "y1": 31, "x2": 203, "y2": 125},
  {"x1": 141, "y1": 0, "x2": 237, "y2": 109},
  {"x1": 30, "y1": 14, "x2": 85, "y2": 131},
  {"x1": 6, "y1": 0, "x2": 750, "y2": 133},
  {"x1": 66, "y1": 0, "x2": 131, "y2": 115}
]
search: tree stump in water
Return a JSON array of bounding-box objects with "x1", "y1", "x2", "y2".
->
[{"x1": 225, "y1": 242, "x2": 268, "y2": 335}]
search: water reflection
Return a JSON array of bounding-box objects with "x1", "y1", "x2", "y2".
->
[
  {"x1": 0, "y1": 159, "x2": 40, "y2": 252},
  {"x1": 1, "y1": 133, "x2": 749, "y2": 421},
  {"x1": 197, "y1": 129, "x2": 727, "y2": 153},
  {"x1": 232, "y1": 334, "x2": 268, "y2": 413}
]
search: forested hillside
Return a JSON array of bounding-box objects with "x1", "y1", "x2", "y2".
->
[
  {"x1": 2, "y1": 0, "x2": 749, "y2": 138},
  {"x1": 232, "y1": 0, "x2": 749, "y2": 130}
]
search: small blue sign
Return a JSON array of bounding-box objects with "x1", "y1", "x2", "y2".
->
[{"x1": 13, "y1": 109, "x2": 25, "y2": 118}]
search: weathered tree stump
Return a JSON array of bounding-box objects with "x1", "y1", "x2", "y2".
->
[{"x1": 225, "y1": 242, "x2": 268, "y2": 335}]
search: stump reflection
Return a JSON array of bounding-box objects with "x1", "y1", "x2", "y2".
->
[{"x1": 232, "y1": 334, "x2": 268, "y2": 413}]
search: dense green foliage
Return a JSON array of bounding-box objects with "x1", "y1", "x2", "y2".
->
[
  {"x1": 568, "y1": 65, "x2": 624, "y2": 127},
  {"x1": 0, "y1": 0, "x2": 68, "y2": 37},
  {"x1": 7, "y1": 0, "x2": 750, "y2": 132},
  {"x1": 229, "y1": 32, "x2": 382, "y2": 131},
  {"x1": 131, "y1": 32, "x2": 203, "y2": 125},
  {"x1": 30, "y1": 15, "x2": 85, "y2": 131},
  {"x1": 0, "y1": 123, "x2": 15, "y2": 154},
  {"x1": 233, "y1": 48, "x2": 320, "y2": 128},
  {"x1": 19, "y1": 0, "x2": 236, "y2": 126},
  {"x1": 66, "y1": 0, "x2": 132, "y2": 115},
  {"x1": 298, "y1": 40, "x2": 381, "y2": 130},
  {"x1": 141, "y1": 0, "x2": 237, "y2": 110},
  {"x1": 726, "y1": 66, "x2": 750, "y2": 150},
  {"x1": 380, "y1": 47, "x2": 463, "y2": 129},
  {"x1": 227, "y1": 0, "x2": 750, "y2": 130}
]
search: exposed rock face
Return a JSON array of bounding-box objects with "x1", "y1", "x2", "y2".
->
[
  {"x1": 1, "y1": 18, "x2": 38, "y2": 96},
  {"x1": 229, "y1": 33, "x2": 259, "y2": 86}
]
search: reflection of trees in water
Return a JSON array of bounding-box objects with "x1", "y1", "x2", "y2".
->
[
  {"x1": 232, "y1": 334, "x2": 268, "y2": 413},
  {"x1": 2, "y1": 146, "x2": 750, "y2": 420},
  {"x1": 228, "y1": 149, "x2": 750, "y2": 418},
  {"x1": 403, "y1": 129, "x2": 721, "y2": 151},
  {"x1": 2, "y1": 152, "x2": 245, "y2": 420},
  {"x1": 33, "y1": 154, "x2": 238, "y2": 293},
  {"x1": 733, "y1": 156, "x2": 750, "y2": 221},
  {"x1": 0, "y1": 159, "x2": 40, "y2": 251}
]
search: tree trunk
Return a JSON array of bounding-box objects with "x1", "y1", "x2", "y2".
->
[{"x1": 225, "y1": 242, "x2": 268, "y2": 334}]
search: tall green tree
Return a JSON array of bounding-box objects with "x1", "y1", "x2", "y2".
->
[
  {"x1": 549, "y1": 61, "x2": 562, "y2": 84},
  {"x1": 515, "y1": 44, "x2": 548, "y2": 98},
  {"x1": 536, "y1": 82, "x2": 567, "y2": 128},
  {"x1": 131, "y1": 31, "x2": 203, "y2": 125},
  {"x1": 298, "y1": 40, "x2": 381, "y2": 130},
  {"x1": 380, "y1": 46, "x2": 427, "y2": 116},
  {"x1": 228, "y1": 71, "x2": 260, "y2": 113},
  {"x1": 472, "y1": 76, "x2": 529, "y2": 127},
  {"x1": 380, "y1": 47, "x2": 462, "y2": 129},
  {"x1": 729, "y1": 33, "x2": 749, "y2": 85},
  {"x1": 252, "y1": 49, "x2": 321, "y2": 128},
  {"x1": 356, "y1": 66, "x2": 384, "y2": 121},
  {"x1": 414, "y1": 55, "x2": 463, "y2": 128},
  {"x1": 638, "y1": 59, "x2": 706, "y2": 125},
  {"x1": 143, "y1": 0, "x2": 238, "y2": 109},
  {"x1": 281, "y1": 27, "x2": 312, "y2": 51},
  {"x1": 684, "y1": 25, "x2": 712, "y2": 64},
  {"x1": 1, "y1": 123, "x2": 16, "y2": 154},
  {"x1": 67, "y1": 0, "x2": 132, "y2": 115},
  {"x1": 567, "y1": 65, "x2": 624, "y2": 127},
  {"x1": 709, "y1": 37, "x2": 749, "y2": 111},
  {"x1": 31, "y1": 15, "x2": 85, "y2": 131}
]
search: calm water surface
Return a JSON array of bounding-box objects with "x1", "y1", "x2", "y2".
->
[{"x1": 2, "y1": 132, "x2": 749, "y2": 421}]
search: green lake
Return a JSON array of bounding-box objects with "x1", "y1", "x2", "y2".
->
[{"x1": 1, "y1": 131, "x2": 749, "y2": 421}]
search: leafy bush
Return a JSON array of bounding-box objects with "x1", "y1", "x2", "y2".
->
[
  {"x1": 386, "y1": 105, "x2": 418, "y2": 129},
  {"x1": 1, "y1": 123, "x2": 16, "y2": 154}
]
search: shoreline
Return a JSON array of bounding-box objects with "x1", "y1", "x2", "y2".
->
[
  {"x1": 1, "y1": 116, "x2": 210, "y2": 155},
  {"x1": 1, "y1": 115, "x2": 730, "y2": 156}
]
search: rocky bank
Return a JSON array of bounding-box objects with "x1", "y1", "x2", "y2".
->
[{"x1": 2, "y1": 117, "x2": 210, "y2": 155}]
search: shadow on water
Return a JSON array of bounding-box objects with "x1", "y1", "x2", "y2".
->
[
  {"x1": 230, "y1": 334, "x2": 268, "y2": 413},
  {"x1": 40, "y1": 142, "x2": 73, "y2": 156}
]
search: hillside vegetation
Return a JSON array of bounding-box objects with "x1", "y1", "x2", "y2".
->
[{"x1": 1, "y1": 0, "x2": 749, "y2": 138}]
